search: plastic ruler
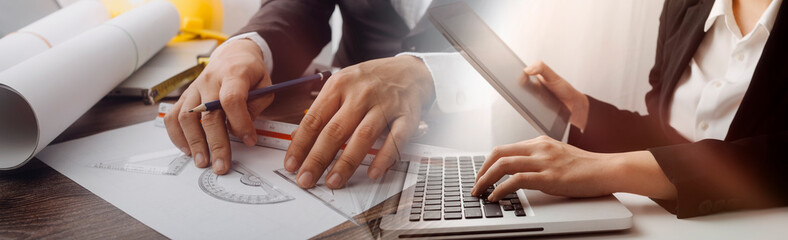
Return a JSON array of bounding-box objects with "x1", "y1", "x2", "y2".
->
[
  {"x1": 156, "y1": 102, "x2": 454, "y2": 165},
  {"x1": 237, "y1": 118, "x2": 458, "y2": 169},
  {"x1": 92, "y1": 148, "x2": 190, "y2": 176}
]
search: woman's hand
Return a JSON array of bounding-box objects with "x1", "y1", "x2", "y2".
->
[
  {"x1": 522, "y1": 61, "x2": 590, "y2": 130},
  {"x1": 472, "y1": 136, "x2": 677, "y2": 202},
  {"x1": 472, "y1": 136, "x2": 619, "y2": 201}
]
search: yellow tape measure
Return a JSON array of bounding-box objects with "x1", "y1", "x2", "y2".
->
[{"x1": 145, "y1": 56, "x2": 211, "y2": 104}]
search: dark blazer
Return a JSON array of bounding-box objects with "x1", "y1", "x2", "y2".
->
[
  {"x1": 235, "y1": 0, "x2": 462, "y2": 83},
  {"x1": 236, "y1": 0, "x2": 413, "y2": 83},
  {"x1": 568, "y1": 0, "x2": 788, "y2": 218}
]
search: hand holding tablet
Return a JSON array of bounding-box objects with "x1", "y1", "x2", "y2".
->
[{"x1": 429, "y1": 2, "x2": 572, "y2": 140}]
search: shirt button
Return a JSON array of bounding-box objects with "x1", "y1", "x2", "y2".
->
[
  {"x1": 735, "y1": 54, "x2": 744, "y2": 61},
  {"x1": 700, "y1": 121, "x2": 709, "y2": 131},
  {"x1": 712, "y1": 81, "x2": 722, "y2": 87}
]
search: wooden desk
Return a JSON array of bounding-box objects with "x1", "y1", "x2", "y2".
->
[
  {"x1": 4, "y1": 91, "x2": 787, "y2": 240},
  {"x1": 0, "y1": 89, "x2": 393, "y2": 239}
]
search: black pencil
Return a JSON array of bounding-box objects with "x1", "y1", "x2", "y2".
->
[{"x1": 189, "y1": 71, "x2": 332, "y2": 113}]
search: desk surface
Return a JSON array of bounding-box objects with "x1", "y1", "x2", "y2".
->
[{"x1": 1, "y1": 91, "x2": 787, "y2": 239}]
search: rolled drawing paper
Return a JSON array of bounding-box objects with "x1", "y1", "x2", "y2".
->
[
  {"x1": 0, "y1": 0, "x2": 180, "y2": 169},
  {"x1": 0, "y1": 1, "x2": 110, "y2": 72}
]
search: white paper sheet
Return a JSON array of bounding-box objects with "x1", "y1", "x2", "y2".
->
[
  {"x1": 0, "y1": 0, "x2": 109, "y2": 72},
  {"x1": 0, "y1": 0, "x2": 179, "y2": 169},
  {"x1": 36, "y1": 121, "x2": 351, "y2": 239}
]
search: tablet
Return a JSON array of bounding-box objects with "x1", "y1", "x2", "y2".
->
[{"x1": 428, "y1": 2, "x2": 570, "y2": 140}]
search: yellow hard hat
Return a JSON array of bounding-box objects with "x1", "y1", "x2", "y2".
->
[{"x1": 100, "y1": 0, "x2": 228, "y2": 42}]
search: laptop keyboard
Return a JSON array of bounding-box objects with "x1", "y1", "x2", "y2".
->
[{"x1": 409, "y1": 155, "x2": 526, "y2": 221}]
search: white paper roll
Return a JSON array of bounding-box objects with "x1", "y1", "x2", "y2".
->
[
  {"x1": 0, "y1": 0, "x2": 180, "y2": 169},
  {"x1": 0, "y1": 0, "x2": 110, "y2": 72}
]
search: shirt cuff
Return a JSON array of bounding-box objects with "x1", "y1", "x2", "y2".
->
[
  {"x1": 396, "y1": 52, "x2": 493, "y2": 113},
  {"x1": 214, "y1": 32, "x2": 274, "y2": 72}
]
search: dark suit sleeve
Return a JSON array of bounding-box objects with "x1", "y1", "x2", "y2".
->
[
  {"x1": 235, "y1": 0, "x2": 336, "y2": 83},
  {"x1": 567, "y1": 97, "x2": 676, "y2": 153},
  {"x1": 648, "y1": 134, "x2": 788, "y2": 218}
]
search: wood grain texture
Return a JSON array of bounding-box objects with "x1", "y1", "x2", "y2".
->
[
  {"x1": 1, "y1": 97, "x2": 170, "y2": 240},
  {"x1": 0, "y1": 87, "x2": 405, "y2": 240}
]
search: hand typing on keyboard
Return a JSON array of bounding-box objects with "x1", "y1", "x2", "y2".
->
[
  {"x1": 470, "y1": 62, "x2": 677, "y2": 201},
  {"x1": 472, "y1": 136, "x2": 626, "y2": 201}
]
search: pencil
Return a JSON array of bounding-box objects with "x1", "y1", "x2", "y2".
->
[{"x1": 189, "y1": 71, "x2": 332, "y2": 113}]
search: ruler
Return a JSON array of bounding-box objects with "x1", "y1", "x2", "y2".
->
[
  {"x1": 200, "y1": 161, "x2": 294, "y2": 204},
  {"x1": 157, "y1": 102, "x2": 457, "y2": 165},
  {"x1": 274, "y1": 159, "x2": 411, "y2": 226},
  {"x1": 151, "y1": 103, "x2": 459, "y2": 173},
  {"x1": 235, "y1": 119, "x2": 458, "y2": 169},
  {"x1": 231, "y1": 119, "x2": 385, "y2": 167},
  {"x1": 92, "y1": 148, "x2": 190, "y2": 176}
]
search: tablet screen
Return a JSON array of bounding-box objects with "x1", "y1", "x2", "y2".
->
[{"x1": 429, "y1": 2, "x2": 569, "y2": 140}]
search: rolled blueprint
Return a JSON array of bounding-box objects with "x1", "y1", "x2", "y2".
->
[
  {"x1": 0, "y1": 0, "x2": 180, "y2": 169},
  {"x1": 0, "y1": 0, "x2": 110, "y2": 72}
]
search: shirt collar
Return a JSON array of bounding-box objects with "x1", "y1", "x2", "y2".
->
[
  {"x1": 704, "y1": 0, "x2": 783, "y2": 34},
  {"x1": 760, "y1": 0, "x2": 783, "y2": 32},
  {"x1": 704, "y1": 0, "x2": 727, "y2": 32}
]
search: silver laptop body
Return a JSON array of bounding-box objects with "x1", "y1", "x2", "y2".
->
[{"x1": 380, "y1": 154, "x2": 632, "y2": 239}]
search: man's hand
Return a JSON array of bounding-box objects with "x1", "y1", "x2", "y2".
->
[
  {"x1": 164, "y1": 39, "x2": 274, "y2": 174},
  {"x1": 285, "y1": 55, "x2": 435, "y2": 189},
  {"x1": 522, "y1": 61, "x2": 589, "y2": 130}
]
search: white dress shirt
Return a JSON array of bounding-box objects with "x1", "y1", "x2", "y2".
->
[
  {"x1": 669, "y1": 0, "x2": 782, "y2": 142},
  {"x1": 399, "y1": 52, "x2": 496, "y2": 112}
]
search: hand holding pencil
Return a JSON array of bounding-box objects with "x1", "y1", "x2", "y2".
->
[
  {"x1": 189, "y1": 71, "x2": 331, "y2": 113},
  {"x1": 164, "y1": 39, "x2": 279, "y2": 175}
]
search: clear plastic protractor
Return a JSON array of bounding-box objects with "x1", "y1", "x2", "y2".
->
[{"x1": 199, "y1": 161, "x2": 294, "y2": 204}]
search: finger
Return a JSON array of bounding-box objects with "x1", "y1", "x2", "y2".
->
[
  {"x1": 472, "y1": 156, "x2": 542, "y2": 196},
  {"x1": 284, "y1": 89, "x2": 341, "y2": 173},
  {"x1": 489, "y1": 172, "x2": 547, "y2": 202},
  {"x1": 164, "y1": 95, "x2": 190, "y2": 155},
  {"x1": 523, "y1": 60, "x2": 561, "y2": 83},
  {"x1": 476, "y1": 139, "x2": 539, "y2": 182},
  {"x1": 218, "y1": 78, "x2": 256, "y2": 146},
  {"x1": 297, "y1": 103, "x2": 366, "y2": 188},
  {"x1": 177, "y1": 88, "x2": 210, "y2": 168},
  {"x1": 290, "y1": 126, "x2": 299, "y2": 140},
  {"x1": 368, "y1": 114, "x2": 418, "y2": 180},
  {"x1": 523, "y1": 61, "x2": 579, "y2": 106},
  {"x1": 247, "y1": 74, "x2": 275, "y2": 122},
  {"x1": 326, "y1": 109, "x2": 386, "y2": 188},
  {"x1": 198, "y1": 83, "x2": 232, "y2": 175}
]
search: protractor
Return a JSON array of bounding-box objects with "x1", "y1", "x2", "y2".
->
[{"x1": 199, "y1": 161, "x2": 294, "y2": 204}]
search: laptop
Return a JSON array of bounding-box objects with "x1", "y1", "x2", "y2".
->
[{"x1": 379, "y1": 2, "x2": 632, "y2": 238}]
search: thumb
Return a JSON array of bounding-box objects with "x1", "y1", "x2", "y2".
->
[
  {"x1": 521, "y1": 61, "x2": 580, "y2": 108},
  {"x1": 523, "y1": 60, "x2": 562, "y2": 84}
]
